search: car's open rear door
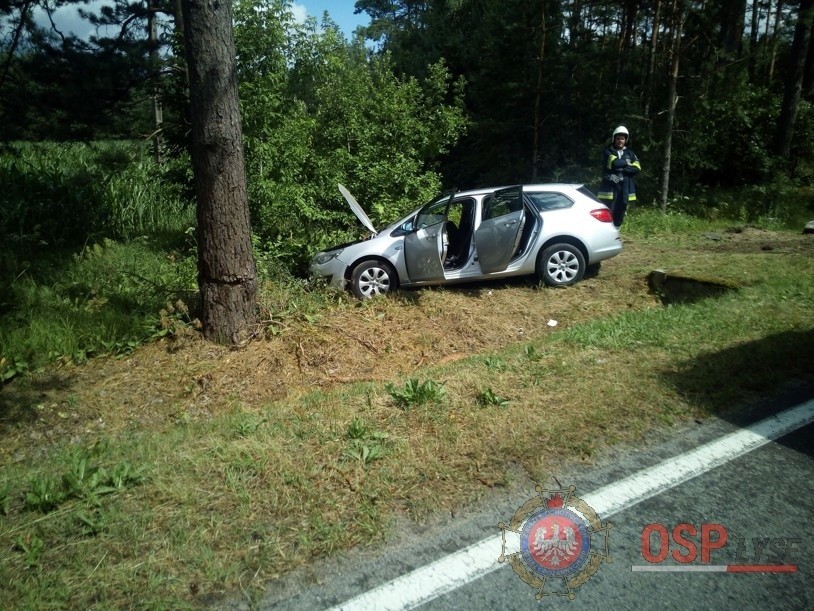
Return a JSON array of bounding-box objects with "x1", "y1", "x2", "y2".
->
[{"x1": 473, "y1": 185, "x2": 525, "y2": 274}]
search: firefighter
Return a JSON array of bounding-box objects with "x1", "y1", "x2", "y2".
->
[{"x1": 598, "y1": 125, "x2": 641, "y2": 228}]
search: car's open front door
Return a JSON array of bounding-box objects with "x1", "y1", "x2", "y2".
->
[
  {"x1": 404, "y1": 193, "x2": 454, "y2": 282},
  {"x1": 473, "y1": 186, "x2": 525, "y2": 274}
]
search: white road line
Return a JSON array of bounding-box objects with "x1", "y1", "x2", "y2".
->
[{"x1": 330, "y1": 399, "x2": 814, "y2": 611}]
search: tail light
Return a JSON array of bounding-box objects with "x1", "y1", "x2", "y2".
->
[{"x1": 590, "y1": 208, "x2": 614, "y2": 223}]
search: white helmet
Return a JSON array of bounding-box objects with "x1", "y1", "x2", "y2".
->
[{"x1": 612, "y1": 125, "x2": 630, "y2": 139}]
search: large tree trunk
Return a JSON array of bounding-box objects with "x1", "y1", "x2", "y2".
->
[
  {"x1": 768, "y1": 0, "x2": 784, "y2": 81},
  {"x1": 532, "y1": 0, "x2": 547, "y2": 180},
  {"x1": 719, "y1": 0, "x2": 747, "y2": 58},
  {"x1": 660, "y1": 0, "x2": 688, "y2": 213},
  {"x1": 644, "y1": 0, "x2": 663, "y2": 116},
  {"x1": 802, "y1": 5, "x2": 814, "y2": 99},
  {"x1": 774, "y1": 0, "x2": 814, "y2": 158},
  {"x1": 148, "y1": 0, "x2": 163, "y2": 164},
  {"x1": 181, "y1": 0, "x2": 257, "y2": 345},
  {"x1": 748, "y1": 0, "x2": 760, "y2": 80}
]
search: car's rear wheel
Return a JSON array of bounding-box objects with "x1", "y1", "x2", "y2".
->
[
  {"x1": 538, "y1": 243, "x2": 585, "y2": 287},
  {"x1": 350, "y1": 260, "x2": 397, "y2": 299}
]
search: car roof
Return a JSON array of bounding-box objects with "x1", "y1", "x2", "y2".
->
[{"x1": 455, "y1": 184, "x2": 584, "y2": 197}]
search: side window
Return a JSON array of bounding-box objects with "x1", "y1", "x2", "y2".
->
[
  {"x1": 527, "y1": 192, "x2": 574, "y2": 212},
  {"x1": 483, "y1": 186, "x2": 523, "y2": 221},
  {"x1": 416, "y1": 199, "x2": 449, "y2": 229}
]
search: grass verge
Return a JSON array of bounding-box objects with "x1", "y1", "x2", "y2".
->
[{"x1": 0, "y1": 219, "x2": 812, "y2": 608}]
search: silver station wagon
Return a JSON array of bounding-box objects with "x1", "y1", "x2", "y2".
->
[{"x1": 310, "y1": 184, "x2": 622, "y2": 299}]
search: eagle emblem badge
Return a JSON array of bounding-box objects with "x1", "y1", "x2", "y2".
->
[{"x1": 499, "y1": 485, "x2": 611, "y2": 599}]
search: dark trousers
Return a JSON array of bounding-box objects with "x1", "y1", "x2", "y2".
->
[
  {"x1": 612, "y1": 179, "x2": 632, "y2": 227},
  {"x1": 611, "y1": 193, "x2": 628, "y2": 227}
]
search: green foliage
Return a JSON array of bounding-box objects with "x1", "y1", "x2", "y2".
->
[
  {"x1": 0, "y1": 483, "x2": 10, "y2": 515},
  {"x1": 21, "y1": 445, "x2": 145, "y2": 514},
  {"x1": 24, "y1": 476, "x2": 66, "y2": 513},
  {"x1": 0, "y1": 142, "x2": 193, "y2": 253},
  {"x1": 345, "y1": 416, "x2": 372, "y2": 441},
  {"x1": 13, "y1": 535, "x2": 45, "y2": 569},
  {"x1": 232, "y1": 413, "x2": 268, "y2": 438},
  {"x1": 674, "y1": 87, "x2": 783, "y2": 188},
  {"x1": 107, "y1": 461, "x2": 145, "y2": 491},
  {"x1": 476, "y1": 388, "x2": 509, "y2": 408},
  {"x1": 524, "y1": 344, "x2": 542, "y2": 362},
  {"x1": 0, "y1": 143, "x2": 194, "y2": 378},
  {"x1": 0, "y1": 356, "x2": 29, "y2": 383},
  {"x1": 625, "y1": 207, "x2": 715, "y2": 238},
  {"x1": 234, "y1": 3, "x2": 467, "y2": 271},
  {"x1": 386, "y1": 377, "x2": 446, "y2": 409},
  {"x1": 0, "y1": 236, "x2": 197, "y2": 378},
  {"x1": 483, "y1": 356, "x2": 506, "y2": 372},
  {"x1": 628, "y1": 182, "x2": 813, "y2": 233},
  {"x1": 343, "y1": 417, "x2": 390, "y2": 465}
]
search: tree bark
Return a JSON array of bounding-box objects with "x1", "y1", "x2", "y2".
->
[
  {"x1": 148, "y1": 0, "x2": 163, "y2": 164},
  {"x1": 532, "y1": 0, "x2": 547, "y2": 180},
  {"x1": 181, "y1": 0, "x2": 257, "y2": 345},
  {"x1": 774, "y1": 0, "x2": 814, "y2": 158},
  {"x1": 768, "y1": 0, "x2": 783, "y2": 80},
  {"x1": 644, "y1": 0, "x2": 663, "y2": 116},
  {"x1": 719, "y1": 0, "x2": 747, "y2": 58},
  {"x1": 803, "y1": 8, "x2": 814, "y2": 99},
  {"x1": 660, "y1": 0, "x2": 688, "y2": 213},
  {"x1": 748, "y1": 0, "x2": 760, "y2": 80}
]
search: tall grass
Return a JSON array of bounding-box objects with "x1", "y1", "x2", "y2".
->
[
  {"x1": 627, "y1": 182, "x2": 814, "y2": 235},
  {"x1": 0, "y1": 141, "x2": 193, "y2": 252},
  {"x1": 0, "y1": 142, "x2": 196, "y2": 380},
  {"x1": 0, "y1": 238, "x2": 198, "y2": 377}
]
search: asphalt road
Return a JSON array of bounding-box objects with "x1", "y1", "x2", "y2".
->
[
  {"x1": 230, "y1": 386, "x2": 814, "y2": 611},
  {"x1": 420, "y1": 421, "x2": 813, "y2": 610}
]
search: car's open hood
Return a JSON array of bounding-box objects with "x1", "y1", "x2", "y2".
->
[{"x1": 338, "y1": 184, "x2": 377, "y2": 236}]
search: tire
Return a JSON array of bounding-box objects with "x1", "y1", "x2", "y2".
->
[
  {"x1": 538, "y1": 243, "x2": 586, "y2": 287},
  {"x1": 350, "y1": 260, "x2": 397, "y2": 299}
]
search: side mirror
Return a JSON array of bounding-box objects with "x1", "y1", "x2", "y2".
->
[{"x1": 390, "y1": 220, "x2": 415, "y2": 237}]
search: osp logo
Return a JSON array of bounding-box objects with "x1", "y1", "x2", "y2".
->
[
  {"x1": 499, "y1": 485, "x2": 612, "y2": 600},
  {"x1": 634, "y1": 522, "x2": 800, "y2": 573}
]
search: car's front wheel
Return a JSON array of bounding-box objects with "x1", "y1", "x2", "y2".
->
[
  {"x1": 350, "y1": 260, "x2": 397, "y2": 299},
  {"x1": 538, "y1": 243, "x2": 586, "y2": 287}
]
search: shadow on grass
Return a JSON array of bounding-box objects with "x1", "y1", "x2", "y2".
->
[
  {"x1": 0, "y1": 372, "x2": 77, "y2": 433},
  {"x1": 662, "y1": 328, "x2": 814, "y2": 455}
]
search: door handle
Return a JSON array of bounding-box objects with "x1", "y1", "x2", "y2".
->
[
  {"x1": 426, "y1": 233, "x2": 437, "y2": 239},
  {"x1": 504, "y1": 220, "x2": 518, "y2": 226}
]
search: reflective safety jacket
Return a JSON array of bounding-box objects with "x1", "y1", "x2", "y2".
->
[{"x1": 598, "y1": 145, "x2": 641, "y2": 203}]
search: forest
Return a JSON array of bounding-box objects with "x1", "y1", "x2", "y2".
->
[{"x1": 1, "y1": 0, "x2": 813, "y2": 368}]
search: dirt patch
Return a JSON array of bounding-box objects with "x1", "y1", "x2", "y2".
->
[{"x1": 701, "y1": 226, "x2": 814, "y2": 255}]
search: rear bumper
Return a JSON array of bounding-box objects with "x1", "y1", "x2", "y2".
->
[{"x1": 587, "y1": 236, "x2": 623, "y2": 264}]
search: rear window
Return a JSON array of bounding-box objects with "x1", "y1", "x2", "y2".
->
[
  {"x1": 577, "y1": 186, "x2": 602, "y2": 203},
  {"x1": 526, "y1": 192, "x2": 574, "y2": 212}
]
